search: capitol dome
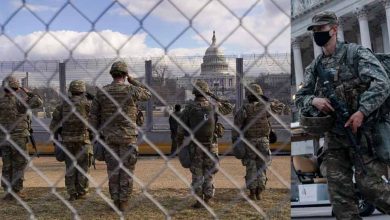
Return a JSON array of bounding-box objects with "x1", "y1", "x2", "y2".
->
[{"x1": 201, "y1": 31, "x2": 229, "y2": 75}]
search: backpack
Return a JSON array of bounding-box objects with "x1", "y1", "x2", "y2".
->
[
  {"x1": 334, "y1": 43, "x2": 390, "y2": 164},
  {"x1": 188, "y1": 102, "x2": 216, "y2": 143},
  {"x1": 61, "y1": 97, "x2": 89, "y2": 142},
  {"x1": 345, "y1": 43, "x2": 390, "y2": 115}
]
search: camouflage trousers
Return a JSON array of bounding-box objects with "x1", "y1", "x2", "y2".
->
[
  {"x1": 324, "y1": 133, "x2": 390, "y2": 220},
  {"x1": 0, "y1": 138, "x2": 28, "y2": 193},
  {"x1": 190, "y1": 143, "x2": 219, "y2": 198},
  {"x1": 105, "y1": 142, "x2": 138, "y2": 202},
  {"x1": 242, "y1": 137, "x2": 271, "y2": 191},
  {"x1": 64, "y1": 143, "x2": 90, "y2": 196}
]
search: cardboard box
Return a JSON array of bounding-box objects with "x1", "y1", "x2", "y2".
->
[{"x1": 298, "y1": 184, "x2": 329, "y2": 202}]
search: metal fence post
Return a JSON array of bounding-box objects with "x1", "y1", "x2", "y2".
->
[
  {"x1": 59, "y1": 62, "x2": 66, "y2": 96},
  {"x1": 145, "y1": 60, "x2": 153, "y2": 131},
  {"x1": 236, "y1": 57, "x2": 244, "y2": 109}
]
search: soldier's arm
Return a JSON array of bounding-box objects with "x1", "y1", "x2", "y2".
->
[
  {"x1": 176, "y1": 107, "x2": 189, "y2": 147},
  {"x1": 26, "y1": 91, "x2": 43, "y2": 109},
  {"x1": 269, "y1": 99, "x2": 288, "y2": 115},
  {"x1": 216, "y1": 100, "x2": 233, "y2": 115},
  {"x1": 294, "y1": 62, "x2": 318, "y2": 115},
  {"x1": 129, "y1": 78, "x2": 152, "y2": 101},
  {"x1": 49, "y1": 105, "x2": 62, "y2": 132},
  {"x1": 232, "y1": 107, "x2": 246, "y2": 143},
  {"x1": 355, "y1": 47, "x2": 390, "y2": 116},
  {"x1": 89, "y1": 92, "x2": 101, "y2": 130}
]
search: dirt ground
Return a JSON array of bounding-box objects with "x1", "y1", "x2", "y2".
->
[{"x1": 0, "y1": 156, "x2": 290, "y2": 219}]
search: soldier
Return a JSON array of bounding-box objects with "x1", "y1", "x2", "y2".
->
[
  {"x1": 50, "y1": 80, "x2": 92, "y2": 201},
  {"x1": 177, "y1": 80, "x2": 233, "y2": 208},
  {"x1": 232, "y1": 84, "x2": 283, "y2": 200},
  {"x1": 89, "y1": 61, "x2": 151, "y2": 212},
  {"x1": 0, "y1": 75, "x2": 43, "y2": 200},
  {"x1": 295, "y1": 11, "x2": 390, "y2": 219},
  {"x1": 169, "y1": 104, "x2": 181, "y2": 156}
]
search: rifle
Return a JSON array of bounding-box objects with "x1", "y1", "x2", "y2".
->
[
  {"x1": 27, "y1": 115, "x2": 39, "y2": 157},
  {"x1": 317, "y1": 63, "x2": 367, "y2": 174}
]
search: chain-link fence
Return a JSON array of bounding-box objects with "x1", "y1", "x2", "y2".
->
[{"x1": 0, "y1": 0, "x2": 291, "y2": 219}]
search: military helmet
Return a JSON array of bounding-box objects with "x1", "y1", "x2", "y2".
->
[
  {"x1": 299, "y1": 115, "x2": 335, "y2": 135},
  {"x1": 2, "y1": 75, "x2": 20, "y2": 89},
  {"x1": 110, "y1": 61, "x2": 128, "y2": 77},
  {"x1": 69, "y1": 80, "x2": 86, "y2": 93},
  {"x1": 192, "y1": 80, "x2": 210, "y2": 95},
  {"x1": 246, "y1": 83, "x2": 263, "y2": 97}
]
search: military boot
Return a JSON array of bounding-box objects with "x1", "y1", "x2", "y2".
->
[
  {"x1": 77, "y1": 192, "x2": 88, "y2": 200},
  {"x1": 119, "y1": 201, "x2": 129, "y2": 212},
  {"x1": 249, "y1": 189, "x2": 256, "y2": 200},
  {"x1": 68, "y1": 194, "x2": 77, "y2": 201},
  {"x1": 16, "y1": 191, "x2": 27, "y2": 200},
  {"x1": 204, "y1": 195, "x2": 213, "y2": 206},
  {"x1": 2, "y1": 193, "x2": 13, "y2": 201},
  {"x1": 255, "y1": 188, "x2": 262, "y2": 200},
  {"x1": 192, "y1": 200, "x2": 203, "y2": 209},
  {"x1": 114, "y1": 200, "x2": 120, "y2": 210}
]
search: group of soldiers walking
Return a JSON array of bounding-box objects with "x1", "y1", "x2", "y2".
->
[{"x1": 0, "y1": 60, "x2": 284, "y2": 212}]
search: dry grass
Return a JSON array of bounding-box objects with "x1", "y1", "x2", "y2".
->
[{"x1": 0, "y1": 188, "x2": 290, "y2": 220}]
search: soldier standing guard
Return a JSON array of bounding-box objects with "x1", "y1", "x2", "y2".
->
[
  {"x1": 0, "y1": 75, "x2": 43, "y2": 200},
  {"x1": 232, "y1": 84, "x2": 285, "y2": 200},
  {"x1": 50, "y1": 80, "x2": 92, "y2": 201},
  {"x1": 176, "y1": 80, "x2": 233, "y2": 208},
  {"x1": 295, "y1": 11, "x2": 390, "y2": 219},
  {"x1": 89, "y1": 61, "x2": 151, "y2": 212}
]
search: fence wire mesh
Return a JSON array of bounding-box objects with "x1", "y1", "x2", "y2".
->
[{"x1": 0, "y1": 0, "x2": 291, "y2": 219}]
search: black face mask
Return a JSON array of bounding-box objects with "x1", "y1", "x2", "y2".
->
[{"x1": 313, "y1": 30, "x2": 331, "y2": 47}]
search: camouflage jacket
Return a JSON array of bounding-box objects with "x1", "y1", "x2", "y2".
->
[
  {"x1": 295, "y1": 41, "x2": 390, "y2": 125},
  {"x1": 50, "y1": 95, "x2": 91, "y2": 144},
  {"x1": 176, "y1": 97, "x2": 233, "y2": 147},
  {"x1": 232, "y1": 99, "x2": 285, "y2": 141},
  {"x1": 89, "y1": 79, "x2": 151, "y2": 144},
  {"x1": 0, "y1": 90, "x2": 43, "y2": 141}
]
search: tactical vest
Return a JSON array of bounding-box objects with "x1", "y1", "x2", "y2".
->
[
  {"x1": 243, "y1": 102, "x2": 270, "y2": 138},
  {"x1": 187, "y1": 100, "x2": 215, "y2": 143},
  {"x1": 0, "y1": 95, "x2": 29, "y2": 141},
  {"x1": 98, "y1": 83, "x2": 138, "y2": 143},
  {"x1": 314, "y1": 43, "x2": 369, "y2": 115},
  {"x1": 61, "y1": 96, "x2": 90, "y2": 143}
]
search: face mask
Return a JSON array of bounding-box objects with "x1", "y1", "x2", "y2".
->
[{"x1": 313, "y1": 30, "x2": 331, "y2": 47}]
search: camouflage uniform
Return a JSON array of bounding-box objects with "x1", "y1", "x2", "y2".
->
[
  {"x1": 0, "y1": 76, "x2": 43, "y2": 198},
  {"x1": 295, "y1": 11, "x2": 390, "y2": 219},
  {"x1": 89, "y1": 61, "x2": 151, "y2": 209},
  {"x1": 177, "y1": 80, "x2": 233, "y2": 207},
  {"x1": 50, "y1": 80, "x2": 91, "y2": 200},
  {"x1": 232, "y1": 84, "x2": 284, "y2": 200}
]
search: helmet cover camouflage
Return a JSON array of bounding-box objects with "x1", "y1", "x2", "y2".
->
[
  {"x1": 110, "y1": 61, "x2": 128, "y2": 77},
  {"x1": 299, "y1": 114, "x2": 335, "y2": 135},
  {"x1": 2, "y1": 75, "x2": 20, "y2": 89},
  {"x1": 246, "y1": 83, "x2": 263, "y2": 97},
  {"x1": 69, "y1": 80, "x2": 86, "y2": 93},
  {"x1": 192, "y1": 80, "x2": 210, "y2": 95}
]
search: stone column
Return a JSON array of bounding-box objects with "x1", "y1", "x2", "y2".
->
[
  {"x1": 355, "y1": 7, "x2": 372, "y2": 49},
  {"x1": 292, "y1": 37, "x2": 304, "y2": 89},
  {"x1": 381, "y1": 23, "x2": 390, "y2": 53},
  {"x1": 337, "y1": 18, "x2": 345, "y2": 42},
  {"x1": 382, "y1": 0, "x2": 390, "y2": 52}
]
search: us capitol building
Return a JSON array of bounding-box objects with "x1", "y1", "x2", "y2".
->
[{"x1": 177, "y1": 31, "x2": 236, "y2": 97}]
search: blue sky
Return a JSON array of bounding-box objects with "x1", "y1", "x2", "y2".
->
[{"x1": 0, "y1": 0, "x2": 291, "y2": 60}]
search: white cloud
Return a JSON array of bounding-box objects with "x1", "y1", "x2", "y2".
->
[
  {"x1": 0, "y1": 30, "x2": 167, "y2": 60},
  {"x1": 116, "y1": 0, "x2": 290, "y2": 53},
  {"x1": 11, "y1": 1, "x2": 58, "y2": 12}
]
